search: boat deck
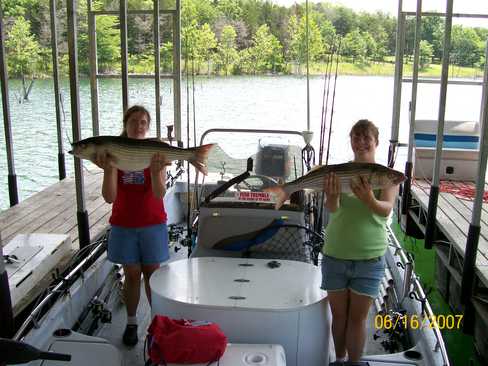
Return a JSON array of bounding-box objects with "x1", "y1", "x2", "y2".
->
[
  {"x1": 0, "y1": 169, "x2": 111, "y2": 314},
  {"x1": 408, "y1": 179, "x2": 488, "y2": 288}
]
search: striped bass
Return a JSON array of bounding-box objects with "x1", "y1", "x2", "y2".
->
[
  {"x1": 265, "y1": 162, "x2": 406, "y2": 209},
  {"x1": 69, "y1": 136, "x2": 215, "y2": 175}
]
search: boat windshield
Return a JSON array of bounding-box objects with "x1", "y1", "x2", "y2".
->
[{"x1": 202, "y1": 131, "x2": 306, "y2": 185}]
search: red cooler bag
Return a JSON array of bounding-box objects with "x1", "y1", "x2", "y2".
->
[{"x1": 146, "y1": 315, "x2": 227, "y2": 365}]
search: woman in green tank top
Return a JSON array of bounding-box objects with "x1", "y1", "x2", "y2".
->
[{"x1": 321, "y1": 120, "x2": 399, "y2": 363}]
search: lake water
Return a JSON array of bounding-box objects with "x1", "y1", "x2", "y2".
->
[{"x1": 0, "y1": 75, "x2": 484, "y2": 210}]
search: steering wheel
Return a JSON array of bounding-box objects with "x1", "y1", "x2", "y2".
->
[{"x1": 236, "y1": 174, "x2": 279, "y2": 191}]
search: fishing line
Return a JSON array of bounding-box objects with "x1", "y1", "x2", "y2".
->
[{"x1": 59, "y1": 92, "x2": 72, "y2": 146}]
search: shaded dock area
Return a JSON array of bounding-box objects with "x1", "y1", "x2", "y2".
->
[
  {"x1": 0, "y1": 169, "x2": 111, "y2": 314},
  {"x1": 406, "y1": 179, "x2": 488, "y2": 360}
]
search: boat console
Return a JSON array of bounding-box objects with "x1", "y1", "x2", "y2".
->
[{"x1": 150, "y1": 257, "x2": 331, "y2": 366}]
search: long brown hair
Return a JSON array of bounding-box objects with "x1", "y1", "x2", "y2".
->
[{"x1": 120, "y1": 105, "x2": 151, "y2": 137}]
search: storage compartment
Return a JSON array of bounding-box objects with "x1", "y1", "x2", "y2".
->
[
  {"x1": 414, "y1": 147, "x2": 479, "y2": 181},
  {"x1": 4, "y1": 234, "x2": 71, "y2": 308}
]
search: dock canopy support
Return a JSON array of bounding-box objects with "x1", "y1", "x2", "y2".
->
[
  {"x1": 0, "y1": 238, "x2": 14, "y2": 338},
  {"x1": 460, "y1": 40, "x2": 488, "y2": 333},
  {"x1": 0, "y1": 5, "x2": 18, "y2": 207},
  {"x1": 402, "y1": 0, "x2": 422, "y2": 217},
  {"x1": 67, "y1": 0, "x2": 90, "y2": 248},
  {"x1": 50, "y1": 0, "x2": 66, "y2": 180},
  {"x1": 424, "y1": 0, "x2": 454, "y2": 249},
  {"x1": 389, "y1": 0, "x2": 405, "y2": 168}
]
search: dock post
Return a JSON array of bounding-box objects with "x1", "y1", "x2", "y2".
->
[
  {"x1": 460, "y1": 40, "x2": 488, "y2": 333},
  {"x1": 0, "y1": 234, "x2": 14, "y2": 338},
  {"x1": 67, "y1": 0, "x2": 90, "y2": 248},
  {"x1": 50, "y1": 0, "x2": 66, "y2": 180},
  {"x1": 0, "y1": 5, "x2": 19, "y2": 206},
  {"x1": 389, "y1": 0, "x2": 405, "y2": 168},
  {"x1": 424, "y1": 0, "x2": 453, "y2": 249}
]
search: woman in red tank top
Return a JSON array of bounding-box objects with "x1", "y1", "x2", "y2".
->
[{"x1": 92, "y1": 105, "x2": 170, "y2": 347}]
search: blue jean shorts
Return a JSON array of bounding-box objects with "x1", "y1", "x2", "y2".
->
[
  {"x1": 107, "y1": 224, "x2": 169, "y2": 265},
  {"x1": 321, "y1": 255, "x2": 385, "y2": 298}
]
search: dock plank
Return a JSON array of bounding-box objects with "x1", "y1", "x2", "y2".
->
[
  {"x1": 0, "y1": 169, "x2": 113, "y2": 315},
  {"x1": 410, "y1": 180, "x2": 488, "y2": 284}
]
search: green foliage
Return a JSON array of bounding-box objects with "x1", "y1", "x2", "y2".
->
[
  {"x1": 342, "y1": 29, "x2": 367, "y2": 64},
  {"x1": 451, "y1": 25, "x2": 483, "y2": 67},
  {"x1": 2, "y1": 0, "x2": 487, "y2": 78},
  {"x1": 419, "y1": 40, "x2": 433, "y2": 69},
  {"x1": 287, "y1": 15, "x2": 324, "y2": 66},
  {"x1": 5, "y1": 17, "x2": 41, "y2": 78},
  {"x1": 216, "y1": 25, "x2": 239, "y2": 75},
  {"x1": 239, "y1": 24, "x2": 283, "y2": 73}
]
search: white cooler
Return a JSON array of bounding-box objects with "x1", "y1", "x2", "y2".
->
[{"x1": 167, "y1": 343, "x2": 286, "y2": 366}]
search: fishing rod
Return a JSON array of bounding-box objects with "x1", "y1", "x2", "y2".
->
[
  {"x1": 315, "y1": 39, "x2": 341, "y2": 234},
  {"x1": 318, "y1": 53, "x2": 332, "y2": 165},
  {"x1": 184, "y1": 39, "x2": 193, "y2": 257},
  {"x1": 325, "y1": 38, "x2": 341, "y2": 166},
  {"x1": 319, "y1": 51, "x2": 334, "y2": 165}
]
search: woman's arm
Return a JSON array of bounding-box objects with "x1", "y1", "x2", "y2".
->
[
  {"x1": 351, "y1": 176, "x2": 399, "y2": 217},
  {"x1": 323, "y1": 173, "x2": 341, "y2": 212},
  {"x1": 150, "y1": 153, "x2": 169, "y2": 199},
  {"x1": 93, "y1": 151, "x2": 117, "y2": 203}
]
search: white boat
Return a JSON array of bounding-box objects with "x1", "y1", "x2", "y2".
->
[{"x1": 7, "y1": 0, "x2": 485, "y2": 365}]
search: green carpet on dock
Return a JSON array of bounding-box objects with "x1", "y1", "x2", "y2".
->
[{"x1": 391, "y1": 219, "x2": 481, "y2": 366}]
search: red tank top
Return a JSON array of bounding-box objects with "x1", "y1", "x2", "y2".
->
[{"x1": 109, "y1": 168, "x2": 167, "y2": 227}]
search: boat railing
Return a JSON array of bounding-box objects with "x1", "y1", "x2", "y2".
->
[
  {"x1": 13, "y1": 234, "x2": 109, "y2": 341},
  {"x1": 387, "y1": 226, "x2": 450, "y2": 366}
]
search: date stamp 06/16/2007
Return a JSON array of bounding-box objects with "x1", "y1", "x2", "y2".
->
[{"x1": 374, "y1": 314, "x2": 464, "y2": 330}]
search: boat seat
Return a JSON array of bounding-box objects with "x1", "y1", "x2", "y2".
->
[
  {"x1": 192, "y1": 201, "x2": 311, "y2": 262},
  {"x1": 42, "y1": 330, "x2": 122, "y2": 366}
]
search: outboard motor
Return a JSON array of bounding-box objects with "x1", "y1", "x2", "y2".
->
[{"x1": 255, "y1": 138, "x2": 289, "y2": 181}]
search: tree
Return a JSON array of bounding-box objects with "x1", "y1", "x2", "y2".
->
[
  {"x1": 216, "y1": 0, "x2": 243, "y2": 21},
  {"x1": 330, "y1": 5, "x2": 356, "y2": 36},
  {"x1": 241, "y1": 24, "x2": 283, "y2": 73},
  {"x1": 287, "y1": 15, "x2": 324, "y2": 72},
  {"x1": 419, "y1": 40, "x2": 433, "y2": 69},
  {"x1": 341, "y1": 29, "x2": 367, "y2": 63},
  {"x1": 5, "y1": 17, "x2": 41, "y2": 101},
  {"x1": 216, "y1": 24, "x2": 238, "y2": 75},
  {"x1": 451, "y1": 25, "x2": 483, "y2": 67}
]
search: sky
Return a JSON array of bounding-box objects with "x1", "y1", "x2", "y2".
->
[{"x1": 272, "y1": 0, "x2": 488, "y2": 28}]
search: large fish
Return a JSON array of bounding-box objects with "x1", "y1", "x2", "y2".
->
[
  {"x1": 69, "y1": 136, "x2": 215, "y2": 175},
  {"x1": 265, "y1": 162, "x2": 406, "y2": 209}
]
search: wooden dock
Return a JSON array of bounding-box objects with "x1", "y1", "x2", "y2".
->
[
  {"x1": 0, "y1": 169, "x2": 112, "y2": 314},
  {"x1": 407, "y1": 179, "x2": 488, "y2": 307}
]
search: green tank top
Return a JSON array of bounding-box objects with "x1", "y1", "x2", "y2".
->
[{"x1": 322, "y1": 192, "x2": 388, "y2": 260}]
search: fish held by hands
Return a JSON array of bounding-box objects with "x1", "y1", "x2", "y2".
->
[
  {"x1": 264, "y1": 162, "x2": 406, "y2": 209},
  {"x1": 69, "y1": 136, "x2": 214, "y2": 175}
]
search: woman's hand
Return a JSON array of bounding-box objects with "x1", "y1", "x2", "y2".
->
[
  {"x1": 350, "y1": 175, "x2": 375, "y2": 205},
  {"x1": 92, "y1": 150, "x2": 115, "y2": 171},
  {"x1": 323, "y1": 173, "x2": 341, "y2": 212},
  {"x1": 150, "y1": 153, "x2": 171, "y2": 175},
  {"x1": 150, "y1": 153, "x2": 170, "y2": 199}
]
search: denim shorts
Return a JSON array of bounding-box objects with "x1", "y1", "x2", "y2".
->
[
  {"x1": 321, "y1": 255, "x2": 385, "y2": 298},
  {"x1": 107, "y1": 224, "x2": 169, "y2": 265}
]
